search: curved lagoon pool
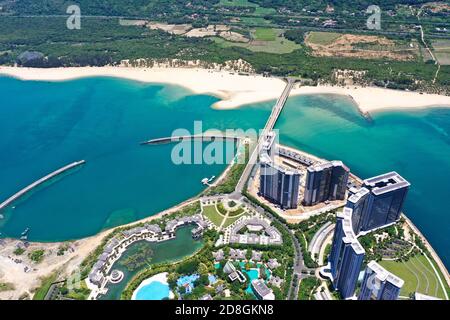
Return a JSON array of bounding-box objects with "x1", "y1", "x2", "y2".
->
[{"x1": 133, "y1": 272, "x2": 173, "y2": 300}]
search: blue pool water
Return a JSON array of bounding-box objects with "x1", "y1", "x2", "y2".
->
[
  {"x1": 243, "y1": 269, "x2": 259, "y2": 294},
  {"x1": 177, "y1": 274, "x2": 199, "y2": 294},
  {"x1": 208, "y1": 275, "x2": 217, "y2": 285},
  {"x1": 134, "y1": 280, "x2": 170, "y2": 300}
]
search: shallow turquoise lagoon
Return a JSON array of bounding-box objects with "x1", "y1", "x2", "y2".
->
[{"x1": 0, "y1": 76, "x2": 271, "y2": 241}]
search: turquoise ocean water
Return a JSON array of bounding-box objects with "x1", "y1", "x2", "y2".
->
[
  {"x1": 0, "y1": 76, "x2": 449, "y2": 268},
  {"x1": 0, "y1": 76, "x2": 270, "y2": 241}
]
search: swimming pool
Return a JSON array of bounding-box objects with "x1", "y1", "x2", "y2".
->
[
  {"x1": 135, "y1": 281, "x2": 170, "y2": 300},
  {"x1": 243, "y1": 269, "x2": 259, "y2": 294},
  {"x1": 132, "y1": 272, "x2": 173, "y2": 300},
  {"x1": 177, "y1": 274, "x2": 199, "y2": 294}
]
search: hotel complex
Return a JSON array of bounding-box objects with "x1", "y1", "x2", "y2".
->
[{"x1": 325, "y1": 171, "x2": 411, "y2": 299}]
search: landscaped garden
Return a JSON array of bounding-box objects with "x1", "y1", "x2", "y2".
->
[
  {"x1": 201, "y1": 200, "x2": 247, "y2": 229},
  {"x1": 380, "y1": 254, "x2": 447, "y2": 299}
]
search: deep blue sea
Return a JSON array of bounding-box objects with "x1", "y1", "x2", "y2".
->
[{"x1": 0, "y1": 76, "x2": 449, "y2": 268}]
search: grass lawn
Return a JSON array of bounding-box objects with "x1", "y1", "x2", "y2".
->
[
  {"x1": 254, "y1": 28, "x2": 277, "y2": 41},
  {"x1": 221, "y1": 214, "x2": 243, "y2": 228},
  {"x1": 379, "y1": 254, "x2": 446, "y2": 299},
  {"x1": 202, "y1": 205, "x2": 225, "y2": 227},
  {"x1": 228, "y1": 207, "x2": 245, "y2": 217},
  {"x1": 306, "y1": 31, "x2": 342, "y2": 45}
]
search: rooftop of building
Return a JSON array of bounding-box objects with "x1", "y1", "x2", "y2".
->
[
  {"x1": 251, "y1": 279, "x2": 273, "y2": 297},
  {"x1": 307, "y1": 160, "x2": 350, "y2": 173},
  {"x1": 363, "y1": 171, "x2": 410, "y2": 195},
  {"x1": 367, "y1": 261, "x2": 405, "y2": 288},
  {"x1": 260, "y1": 152, "x2": 301, "y2": 176},
  {"x1": 338, "y1": 208, "x2": 365, "y2": 255},
  {"x1": 347, "y1": 187, "x2": 370, "y2": 204},
  {"x1": 261, "y1": 131, "x2": 277, "y2": 152}
]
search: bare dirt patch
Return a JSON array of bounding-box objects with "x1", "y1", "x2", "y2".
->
[
  {"x1": 147, "y1": 22, "x2": 192, "y2": 35},
  {"x1": 305, "y1": 33, "x2": 418, "y2": 61}
]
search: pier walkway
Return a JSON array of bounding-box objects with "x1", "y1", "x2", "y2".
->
[
  {"x1": 141, "y1": 133, "x2": 241, "y2": 145},
  {"x1": 0, "y1": 160, "x2": 86, "y2": 212},
  {"x1": 233, "y1": 78, "x2": 296, "y2": 196}
]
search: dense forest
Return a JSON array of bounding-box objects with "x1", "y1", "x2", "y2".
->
[
  {"x1": 4, "y1": 0, "x2": 219, "y2": 16},
  {"x1": 249, "y1": 0, "x2": 432, "y2": 12}
]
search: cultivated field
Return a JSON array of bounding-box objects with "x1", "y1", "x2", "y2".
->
[
  {"x1": 213, "y1": 28, "x2": 300, "y2": 54},
  {"x1": 216, "y1": 0, "x2": 276, "y2": 15},
  {"x1": 432, "y1": 39, "x2": 450, "y2": 65},
  {"x1": 380, "y1": 254, "x2": 447, "y2": 299}
]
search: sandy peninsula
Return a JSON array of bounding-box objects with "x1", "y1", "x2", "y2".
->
[{"x1": 1, "y1": 66, "x2": 449, "y2": 113}]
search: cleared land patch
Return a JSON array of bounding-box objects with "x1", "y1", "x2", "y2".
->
[
  {"x1": 306, "y1": 31, "x2": 342, "y2": 45},
  {"x1": 305, "y1": 32, "x2": 419, "y2": 61},
  {"x1": 380, "y1": 254, "x2": 446, "y2": 299}
]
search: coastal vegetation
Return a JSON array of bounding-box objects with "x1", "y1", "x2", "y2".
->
[
  {"x1": 28, "y1": 249, "x2": 45, "y2": 263},
  {"x1": 204, "y1": 144, "x2": 250, "y2": 196},
  {"x1": 0, "y1": 282, "x2": 15, "y2": 292},
  {"x1": 13, "y1": 247, "x2": 25, "y2": 255},
  {"x1": 357, "y1": 220, "x2": 449, "y2": 299},
  {"x1": 32, "y1": 272, "x2": 58, "y2": 300}
]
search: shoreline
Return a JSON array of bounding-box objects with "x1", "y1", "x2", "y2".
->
[
  {"x1": 0, "y1": 65, "x2": 449, "y2": 298},
  {"x1": 1, "y1": 66, "x2": 450, "y2": 113}
]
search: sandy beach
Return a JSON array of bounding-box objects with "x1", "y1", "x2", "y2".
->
[{"x1": 1, "y1": 66, "x2": 449, "y2": 113}]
